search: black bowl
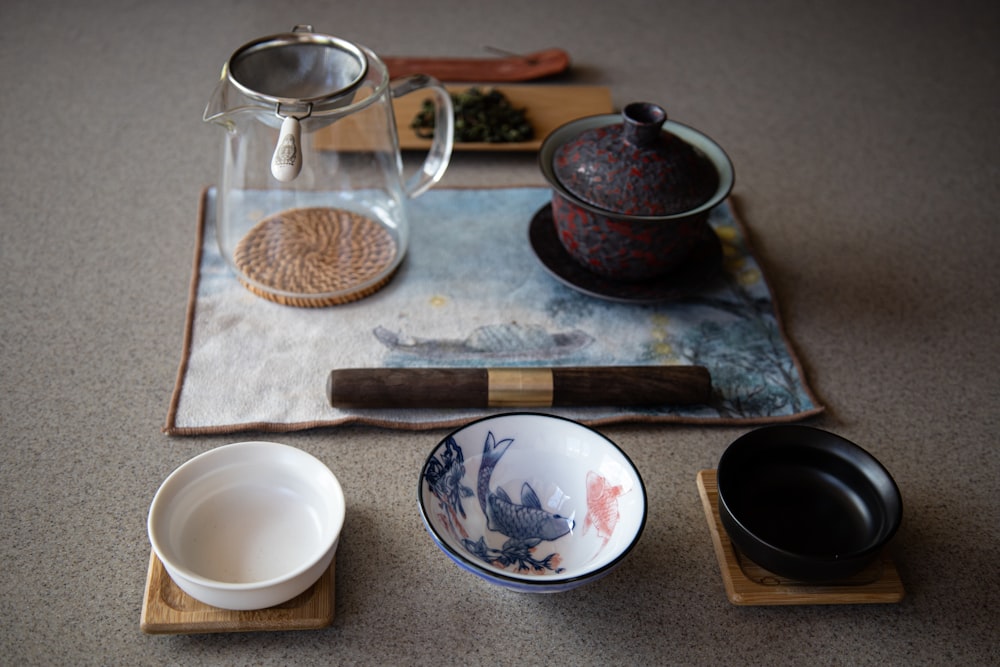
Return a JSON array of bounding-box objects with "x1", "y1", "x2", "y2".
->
[{"x1": 717, "y1": 425, "x2": 902, "y2": 582}]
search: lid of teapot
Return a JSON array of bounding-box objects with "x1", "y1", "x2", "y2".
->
[{"x1": 553, "y1": 103, "x2": 719, "y2": 217}]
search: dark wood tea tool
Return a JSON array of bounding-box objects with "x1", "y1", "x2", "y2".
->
[{"x1": 327, "y1": 365, "x2": 711, "y2": 409}]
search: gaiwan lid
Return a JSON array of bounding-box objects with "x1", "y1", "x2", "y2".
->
[{"x1": 553, "y1": 103, "x2": 719, "y2": 216}]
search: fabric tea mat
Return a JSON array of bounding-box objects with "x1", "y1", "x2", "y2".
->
[{"x1": 164, "y1": 187, "x2": 822, "y2": 434}]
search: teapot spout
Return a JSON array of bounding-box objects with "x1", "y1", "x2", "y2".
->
[
  {"x1": 203, "y1": 68, "x2": 236, "y2": 124},
  {"x1": 204, "y1": 64, "x2": 288, "y2": 129},
  {"x1": 204, "y1": 64, "x2": 269, "y2": 125}
]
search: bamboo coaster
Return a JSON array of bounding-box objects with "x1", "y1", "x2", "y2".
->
[
  {"x1": 140, "y1": 551, "x2": 335, "y2": 634},
  {"x1": 696, "y1": 470, "x2": 905, "y2": 606},
  {"x1": 233, "y1": 207, "x2": 399, "y2": 307}
]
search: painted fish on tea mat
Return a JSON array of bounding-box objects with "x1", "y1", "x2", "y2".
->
[{"x1": 373, "y1": 322, "x2": 593, "y2": 360}]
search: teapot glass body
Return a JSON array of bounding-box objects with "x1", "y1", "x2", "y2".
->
[{"x1": 204, "y1": 27, "x2": 454, "y2": 306}]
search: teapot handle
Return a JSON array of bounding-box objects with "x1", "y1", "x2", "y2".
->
[{"x1": 389, "y1": 75, "x2": 454, "y2": 198}]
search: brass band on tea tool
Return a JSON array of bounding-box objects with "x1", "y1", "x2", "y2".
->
[{"x1": 486, "y1": 368, "x2": 553, "y2": 407}]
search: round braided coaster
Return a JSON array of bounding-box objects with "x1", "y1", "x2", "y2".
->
[{"x1": 233, "y1": 207, "x2": 400, "y2": 307}]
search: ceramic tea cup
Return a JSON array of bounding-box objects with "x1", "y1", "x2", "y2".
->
[{"x1": 418, "y1": 413, "x2": 647, "y2": 593}]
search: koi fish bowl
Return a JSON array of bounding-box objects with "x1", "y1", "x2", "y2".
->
[{"x1": 418, "y1": 413, "x2": 647, "y2": 593}]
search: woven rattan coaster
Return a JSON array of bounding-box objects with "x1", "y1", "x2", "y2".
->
[{"x1": 233, "y1": 207, "x2": 400, "y2": 307}]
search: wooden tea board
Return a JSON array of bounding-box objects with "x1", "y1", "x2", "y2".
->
[
  {"x1": 696, "y1": 470, "x2": 905, "y2": 606},
  {"x1": 314, "y1": 84, "x2": 614, "y2": 153},
  {"x1": 140, "y1": 551, "x2": 335, "y2": 634}
]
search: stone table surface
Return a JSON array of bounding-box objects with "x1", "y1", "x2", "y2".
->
[{"x1": 1, "y1": 0, "x2": 997, "y2": 665}]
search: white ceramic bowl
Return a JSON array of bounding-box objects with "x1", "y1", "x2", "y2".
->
[
  {"x1": 147, "y1": 441, "x2": 345, "y2": 610},
  {"x1": 418, "y1": 413, "x2": 647, "y2": 593}
]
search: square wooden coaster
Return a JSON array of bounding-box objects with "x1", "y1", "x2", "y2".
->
[
  {"x1": 696, "y1": 470, "x2": 905, "y2": 606},
  {"x1": 140, "y1": 551, "x2": 335, "y2": 634}
]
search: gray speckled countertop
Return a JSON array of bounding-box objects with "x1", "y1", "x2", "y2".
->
[{"x1": 2, "y1": 0, "x2": 997, "y2": 664}]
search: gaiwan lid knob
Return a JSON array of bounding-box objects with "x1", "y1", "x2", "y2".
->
[{"x1": 553, "y1": 102, "x2": 719, "y2": 216}]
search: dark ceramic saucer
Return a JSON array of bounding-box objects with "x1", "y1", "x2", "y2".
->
[{"x1": 528, "y1": 204, "x2": 723, "y2": 303}]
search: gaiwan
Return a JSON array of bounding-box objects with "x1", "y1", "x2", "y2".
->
[{"x1": 539, "y1": 102, "x2": 734, "y2": 281}]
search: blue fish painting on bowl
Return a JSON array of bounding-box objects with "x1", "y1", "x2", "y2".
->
[{"x1": 425, "y1": 432, "x2": 574, "y2": 575}]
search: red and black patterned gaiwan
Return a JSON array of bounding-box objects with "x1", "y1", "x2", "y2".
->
[
  {"x1": 554, "y1": 102, "x2": 718, "y2": 216},
  {"x1": 539, "y1": 103, "x2": 734, "y2": 282}
]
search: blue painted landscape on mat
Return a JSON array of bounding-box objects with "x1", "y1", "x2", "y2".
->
[{"x1": 373, "y1": 188, "x2": 819, "y2": 421}]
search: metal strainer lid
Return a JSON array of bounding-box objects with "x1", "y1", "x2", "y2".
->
[{"x1": 226, "y1": 25, "x2": 368, "y2": 108}]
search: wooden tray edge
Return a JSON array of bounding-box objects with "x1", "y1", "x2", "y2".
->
[{"x1": 314, "y1": 84, "x2": 614, "y2": 153}]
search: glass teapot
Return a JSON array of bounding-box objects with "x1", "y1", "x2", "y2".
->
[{"x1": 204, "y1": 25, "x2": 454, "y2": 306}]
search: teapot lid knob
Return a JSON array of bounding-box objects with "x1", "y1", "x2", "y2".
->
[{"x1": 622, "y1": 102, "x2": 667, "y2": 147}]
